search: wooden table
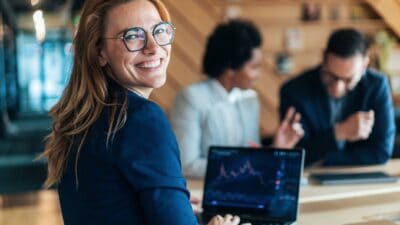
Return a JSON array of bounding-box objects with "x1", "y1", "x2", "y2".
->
[
  {"x1": 2, "y1": 160, "x2": 400, "y2": 225},
  {"x1": 187, "y1": 159, "x2": 400, "y2": 225}
]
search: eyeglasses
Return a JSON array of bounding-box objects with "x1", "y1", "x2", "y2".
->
[
  {"x1": 322, "y1": 69, "x2": 355, "y2": 86},
  {"x1": 104, "y1": 22, "x2": 176, "y2": 52}
]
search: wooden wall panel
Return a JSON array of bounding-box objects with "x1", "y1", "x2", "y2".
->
[
  {"x1": 259, "y1": 21, "x2": 384, "y2": 54},
  {"x1": 366, "y1": 0, "x2": 400, "y2": 37},
  {"x1": 152, "y1": 0, "x2": 389, "y2": 136},
  {"x1": 152, "y1": 0, "x2": 219, "y2": 112}
]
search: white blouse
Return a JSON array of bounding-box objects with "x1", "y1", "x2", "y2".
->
[{"x1": 170, "y1": 79, "x2": 260, "y2": 178}]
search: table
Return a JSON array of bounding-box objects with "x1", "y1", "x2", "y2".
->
[{"x1": 187, "y1": 160, "x2": 400, "y2": 225}]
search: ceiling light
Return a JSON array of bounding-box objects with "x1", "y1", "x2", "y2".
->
[{"x1": 33, "y1": 10, "x2": 46, "y2": 43}]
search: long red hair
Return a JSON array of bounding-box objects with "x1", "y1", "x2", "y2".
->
[{"x1": 41, "y1": 0, "x2": 171, "y2": 188}]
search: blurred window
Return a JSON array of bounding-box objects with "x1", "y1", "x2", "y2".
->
[{"x1": 17, "y1": 30, "x2": 72, "y2": 113}]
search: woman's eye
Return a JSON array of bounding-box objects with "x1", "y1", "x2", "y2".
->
[
  {"x1": 154, "y1": 28, "x2": 165, "y2": 34},
  {"x1": 125, "y1": 35, "x2": 138, "y2": 40}
]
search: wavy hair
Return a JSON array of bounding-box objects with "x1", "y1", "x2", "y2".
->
[{"x1": 41, "y1": 0, "x2": 171, "y2": 188}]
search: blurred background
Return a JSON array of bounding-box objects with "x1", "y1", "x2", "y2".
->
[{"x1": 0, "y1": 0, "x2": 400, "y2": 224}]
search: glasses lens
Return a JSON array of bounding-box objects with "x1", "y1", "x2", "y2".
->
[
  {"x1": 123, "y1": 28, "x2": 146, "y2": 51},
  {"x1": 153, "y1": 23, "x2": 174, "y2": 46}
]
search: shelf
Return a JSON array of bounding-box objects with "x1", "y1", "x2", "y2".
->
[{"x1": 255, "y1": 19, "x2": 385, "y2": 28}]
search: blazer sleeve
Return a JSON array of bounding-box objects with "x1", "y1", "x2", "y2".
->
[
  {"x1": 114, "y1": 101, "x2": 198, "y2": 225},
  {"x1": 323, "y1": 76, "x2": 395, "y2": 166},
  {"x1": 170, "y1": 91, "x2": 207, "y2": 178}
]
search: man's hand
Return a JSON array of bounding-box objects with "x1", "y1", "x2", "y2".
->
[
  {"x1": 273, "y1": 107, "x2": 304, "y2": 149},
  {"x1": 335, "y1": 110, "x2": 375, "y2": 142}
]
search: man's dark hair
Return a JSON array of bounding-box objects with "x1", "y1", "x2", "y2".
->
[
  {"x1": 202, "y1": 19, "x2": 262, "y2": 78},
  {"x1": 325, "y1": 28, "x2": 369, "y2": 58}
]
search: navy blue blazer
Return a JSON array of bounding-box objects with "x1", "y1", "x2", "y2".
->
[
  {"x1": 280, "y1": 66, "x2": 395, "y2": 166},
  {"x1": 58, "y1": 91, "x2": 198, "y2": 225}
]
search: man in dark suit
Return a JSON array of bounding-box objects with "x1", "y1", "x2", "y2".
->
[{"x1": 280, "y1": 28, "x2": 396, "y2": 166}]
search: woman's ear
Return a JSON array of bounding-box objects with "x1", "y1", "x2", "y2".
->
[
  {"x1": 99, "y1": 48, "x2": 108, "y2": 67},
  {"x1": 226, "y1": 68, "x2": 236, "y2": 77}
]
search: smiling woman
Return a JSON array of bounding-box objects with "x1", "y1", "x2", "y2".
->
[{"x1": 39, "y1": 1, "x2": 243, "y2": 225}]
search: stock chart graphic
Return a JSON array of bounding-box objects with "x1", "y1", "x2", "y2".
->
[
  {"x1": 203, "y1": 148, "x2": 301, "y2": 219},
  {"x1": 215, "y1": 160, "x2": 266, "y2": 186}
]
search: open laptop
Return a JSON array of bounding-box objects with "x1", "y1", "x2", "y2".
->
[{"x1": 200, "y1": 146, "x2": 305, "y2": 225}]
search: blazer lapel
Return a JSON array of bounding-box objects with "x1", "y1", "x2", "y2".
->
[{"x1": 313, "y1": 71, "x2": 332, "y2": 130}]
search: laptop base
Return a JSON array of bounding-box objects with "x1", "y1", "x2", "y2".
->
[{"x1": 198, "y1": 213, "x2": 295, "y2": 225}]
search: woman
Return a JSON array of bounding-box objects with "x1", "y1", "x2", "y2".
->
[
  {"x1": 41, "y1": 0, "x2": 244, "y2": 224},
  {"x1": 170, "y1": 20, "x2": 303, "y2": 178}
]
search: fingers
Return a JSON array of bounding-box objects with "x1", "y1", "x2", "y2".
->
[
  {"x1": 367, "y1": 110, "x2": 375, "y2": 119},
  {"x1": 292, "y1": 112, "x2": 304, "y2": 137},
  {"x1": 274, "y1": 108, "x2": 304, "y2": 148},
  {"x1": 360, "y1": 110, "x2": 374, "y2": 123},
  {"x1": 293, "y1": 112, "x2": 301, "y2": 123},
  {"x1": 207, "y1": 215, "x2": 222, "y2": 225},
  {"x1": 208, "y1": 214, "x2": 241, "y2": 225},
  {"x1": 224, "y1": 214, "x2": 233, "y2": 222},
  {"x1": 232, "y1": 215, "x2": 240, "y2": 224},
  {"x1": 283, "y1": 107, "x2": 296, "y2": 124},
  {"x1": 361, "y1": 110, "x2": 375, "y2": 138},
  {"x1": 190, "y1": 195, "x2": 203, "y2": 215},
  {"x1": 292, "y1": 122, "x2": 304, "y2": 137},
  {"x1": 359, "y1": 122, "x2": 373, "y2": 140},
  {"x1": 190, "y1": 195, "x2": 201, "y2": 204},
  {"x1": 344, "y1": 111, "x2": 375, "y2": 141},
  {"x1": 368, "y1": 110, "x2": 375, "y2": 126},
  {"x1": 224, "y1": 214, "x2": 239, "y2": 224},
  {"x1": 192, "y1": 205, "x2": 203, "y2": 215}
]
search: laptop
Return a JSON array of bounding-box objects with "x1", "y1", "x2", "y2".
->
[
  {"x1": 310, "y1": 171, "x2": 398, "y2": 185},
  {"x1": 200, "y1": 146, "x2": 305, "y2": 225}
]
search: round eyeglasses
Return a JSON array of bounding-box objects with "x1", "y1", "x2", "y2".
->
[{"x1": 104, "y1": 22, "x2": 176, "y2": 52}]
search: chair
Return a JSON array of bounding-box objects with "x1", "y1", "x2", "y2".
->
[{"x1": 0, "y1": 107, "x2": 50, "y2": 194}]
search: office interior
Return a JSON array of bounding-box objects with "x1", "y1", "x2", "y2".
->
[{"x1": 1, "y1": 0, "x2": 400, "y2": 224}]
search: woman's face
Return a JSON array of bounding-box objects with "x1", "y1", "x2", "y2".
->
[
  {"x1": 100, "y1": 0, "x2": 171, "y2": 94},
  {"x1": 233, "y1": 48, "x2": 263, "y2": 90}
]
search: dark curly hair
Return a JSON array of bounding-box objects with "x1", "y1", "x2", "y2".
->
[{"x1": 202, "y1": 19, "x2": 262, "y2": 78}]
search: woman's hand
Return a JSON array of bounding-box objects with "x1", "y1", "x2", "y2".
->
[
  {"x1": 207, "y1": 214, "x2": 251, "y2": 225},
  {"x1": 273, "y1": 106, "x2": 304, "y2": 149},
  {"x1": 190, "y1": 195, "x2": 203, "y2": 215}
]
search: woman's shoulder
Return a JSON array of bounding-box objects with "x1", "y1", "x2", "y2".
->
[
  {"x1": 116, "y1": 92, "x2": 178, "y2": 158},
  {"x1": 125, "y1": 92, "x2": 167, "y2": 122},
  {"x1": 175, "y1": 79, "x2": 217, "y2": 106}
]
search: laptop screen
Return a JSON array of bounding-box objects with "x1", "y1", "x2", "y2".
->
[{"x1": 202, "y1": 146, "x2": 304, "y2": 222}]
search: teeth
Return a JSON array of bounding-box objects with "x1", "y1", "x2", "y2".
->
[{"x1": 138, "y1": 59, "x2": 161, "y2": 69}]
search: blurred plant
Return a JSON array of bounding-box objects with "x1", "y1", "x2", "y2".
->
[{"x1": 375, "y1": 30, "x2": 396, "y2": 76}]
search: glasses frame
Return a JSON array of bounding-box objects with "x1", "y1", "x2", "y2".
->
[
  {"x1": 104, "y1": 22, "x2": 176, "y2": 52},
  {"x1": 321, "y1": 68, "x2": 358, "y2": 87}
]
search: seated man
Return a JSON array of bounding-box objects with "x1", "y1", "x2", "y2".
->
[{"x1": 280, "y1": 28, "x2": 396, "y2": 166}]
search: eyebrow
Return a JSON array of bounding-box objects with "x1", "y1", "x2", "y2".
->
[
  {"x1": 115, "y1": 21, "x2": 163, "y2": 37},
  {"x1": 324, "y1": 70, "x2": 354, "y2": 83}
]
